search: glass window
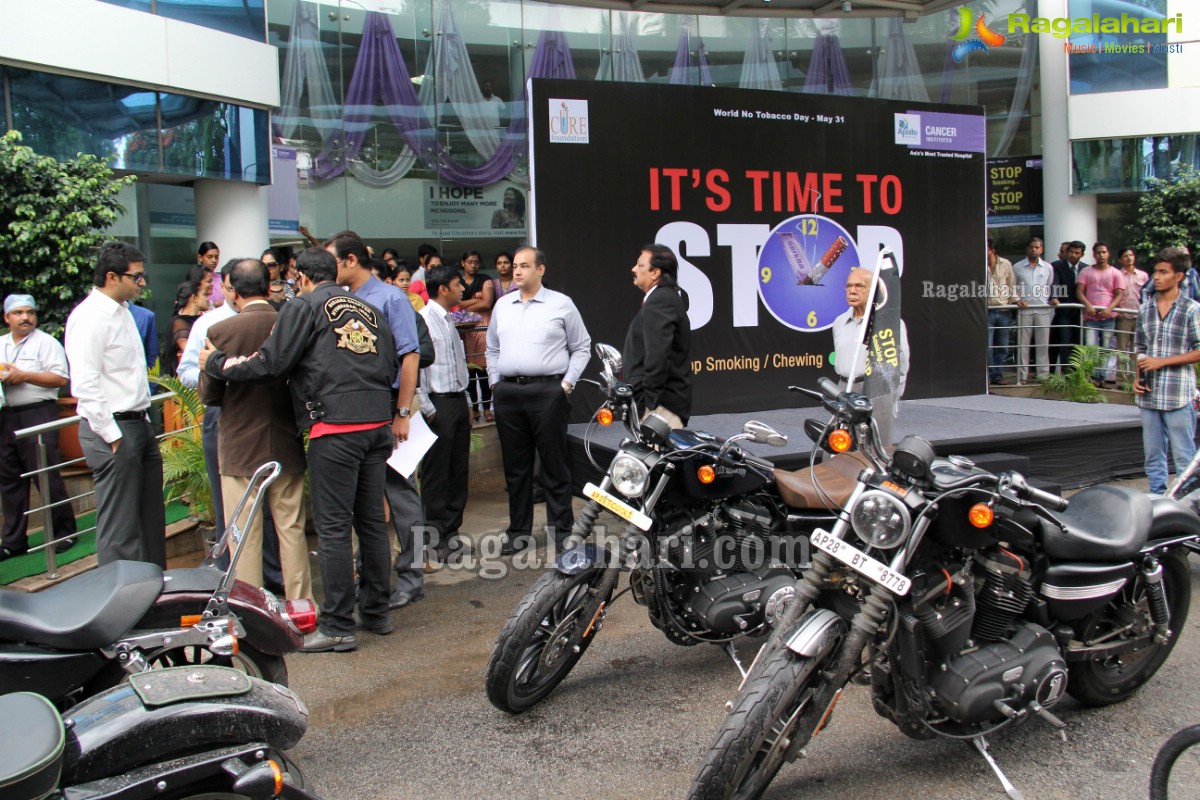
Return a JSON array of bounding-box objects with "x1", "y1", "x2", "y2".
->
[
  {"x1": 160, "y1": 94, "x2": 270, "y2": 183},
  {"x1": 1073, "y1": 134, "x2": 1200, "y2": 193},
  {"x1": 156, "y1": 0, "x2": 266, "y2": 42},
  {"x1": 1067, "y1": 0, "x2": 1169, "y2": 95}
]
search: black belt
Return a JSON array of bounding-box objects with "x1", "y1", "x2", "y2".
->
[
  {"x1": 429, "y1": 391, "x2": 466, "y2": 399},
  {"x1": 112, "y1": 410, "x2": 149, "y2": 421},
  {"x1": 1, "y1": 399, "x2": 56, "y2": 412},
  {"x1": 502, "y1": 374, "x2": 563, "y2": 384}
]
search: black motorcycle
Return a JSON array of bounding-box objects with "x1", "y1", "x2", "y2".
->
[
  {"x1": 688, "y1": 378, "x2": 1200, "y2": 800},
  {"x1": 0, "y1": 664, "x2": 318, "y2": 799},
  {"x1": 0, "y1": 462, "x2": 317, "y2": 706},
  {"x1": 485, "y1": 345, "x2": 878, "y2": 714}
]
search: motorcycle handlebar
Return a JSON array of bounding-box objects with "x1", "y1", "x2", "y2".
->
[
  {"x1": 1024, "y1": 483, "x2": 1069, "y2": 512},
  {"x1": 817, "y1": 376, "x2": 841, "y2": 400}
]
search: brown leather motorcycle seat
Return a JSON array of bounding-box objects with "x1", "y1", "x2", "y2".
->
[{"x1": 774, "y1": 450, "x2": 874, "y2": 510}]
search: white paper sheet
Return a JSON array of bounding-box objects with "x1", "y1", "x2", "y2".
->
[{"x1": 386, "y1": 412, "x2": 437, "y2": 477}]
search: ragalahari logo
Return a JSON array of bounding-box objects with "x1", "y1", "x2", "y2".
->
[{"x1": 950, "y1": 6, "x2": 1007, "y2": 62}]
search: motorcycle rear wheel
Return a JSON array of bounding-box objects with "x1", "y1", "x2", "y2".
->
[
  {"x1": 485, "y1": 568, "x2": 613, "y2": 714},
  {"x1": 688, "y1": 633, "x2": 836, "y2": 800},
  {"x1": 146, "y1": 641, "x2": 288, "y2": 687},
  {"x1": 1068, "y1": 551, "x2": 1190, "y2": 707}
]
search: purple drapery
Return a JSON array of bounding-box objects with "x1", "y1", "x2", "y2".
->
[
  {"x1": 314, "y1": 14, "x2": 576, "y2": 186},
  {"x1": 669, "y1": 29, "x2": 712, "y2": 86},
  {"x1": 803, "y1": 35, "x2": 853, "y2": 95}
]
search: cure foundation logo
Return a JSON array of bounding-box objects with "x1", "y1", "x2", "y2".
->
[
  {"x1": 548, "y1": 98, "x2": 589, "y2": 144},
  {"x1": 950, "y1": 6, "x2": 1007, "y2": 62}
]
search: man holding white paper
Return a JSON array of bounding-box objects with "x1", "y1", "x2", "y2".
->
[{"x1": 416, "y1": 264, "x2": 472, "y2": 563}]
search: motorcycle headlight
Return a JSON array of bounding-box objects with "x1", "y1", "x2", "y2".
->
[
  {"x1": 610, "y1": 453, "x2": 650, "y2": 498},
  {"x1": 850, "y1": 490, "x2": 911, "y2": 550}
]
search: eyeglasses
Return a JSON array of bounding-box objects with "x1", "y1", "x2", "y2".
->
[
  {"x1": 263, "y1": 260, "x2": 278, "y2": 267},
  {"x1": 122, "y1": 272, "x2": 147, "y2": 284}
]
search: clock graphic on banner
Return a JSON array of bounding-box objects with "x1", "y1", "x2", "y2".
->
[{"x1": 757, "y1": 214, "x2": 861, "y2": 332}]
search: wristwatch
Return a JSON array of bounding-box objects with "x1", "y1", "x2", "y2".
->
[
  {"x1": 561, "y1": 380, "x2": 574, "y2": 395},
  {"x1": 394, "y1": 407, "x2": 411, "y2": 418}
]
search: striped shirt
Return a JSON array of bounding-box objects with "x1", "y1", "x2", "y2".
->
[{"x1": 416, "y1": 301, "x2": 469, "y2": 418}]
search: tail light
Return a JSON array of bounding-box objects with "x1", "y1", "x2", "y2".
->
[{"x1": 283, "y1": 599, "x2": 319, "y2": 634}]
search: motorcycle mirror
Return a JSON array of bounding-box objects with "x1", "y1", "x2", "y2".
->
[
  {"x1": 595, "y1": 343, "x2": 622, "y2": 375},
  {"x1": 743, "y1": 420, "x2": 788, "y2": 447}
]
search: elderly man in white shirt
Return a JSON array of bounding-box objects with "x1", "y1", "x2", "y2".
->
[{"x1": 64, "y1": 242, "x2": 165, "y2": 566}]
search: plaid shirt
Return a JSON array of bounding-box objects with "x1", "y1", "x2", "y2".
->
[{"x1": 1136, "y1": 291, "x2": 1200, "y2": 411}]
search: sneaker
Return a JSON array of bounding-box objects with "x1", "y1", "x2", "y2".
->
[
  {"x1": 300, "y1": 630, "x2": 358, "y2": 653},
  {"x1": 53, "y1": 538, "x2": 75, "y2": 555},
  {"x1": 389, "y1": 589, "x2": 424, "y2": 609}
]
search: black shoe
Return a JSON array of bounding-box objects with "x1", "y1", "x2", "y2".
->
[
  {"x1": 500, "y1": 535, "x2": 531, "y2": 557},
  {"x1": 53, "y1": 538, "x2": 75, "y2": 555},
  {"x1": 300, "y1": 630, "x2": 358, "y2": 653},
  {"x1": 359, "y1": 619, "x2": 395, "y2": 636},
  {"x1": 0, "y1": 546, "x2": 28, "y2": 561},
  {"x1": 389, "y1": 589, "x2": 424, "y2": 610}
]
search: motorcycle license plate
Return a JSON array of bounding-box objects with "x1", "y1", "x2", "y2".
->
[
  {"x1": 810, "y1": 529, "x2": 911, "y2": 596},
  {"x1": 583, "y1": 482, "x2": 653, "y2": 531}
]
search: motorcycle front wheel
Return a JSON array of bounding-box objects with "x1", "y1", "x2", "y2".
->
[
  {"x1": 688, "y1": 631, "x2": 839, "y2": 800},
  {"x1": 485, "y1": 568, "x2": 614, "y2": 714},
  {"x1": 1069, "y1": 550, "x2": 1190, "y2": 707}
]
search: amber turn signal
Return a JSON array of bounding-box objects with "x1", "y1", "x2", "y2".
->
[
  {"x1": 828, "y1": 429, "x2": 852, "y2": 453},
  {"x1": 697, "y1": 464, "x2": 716, "y2": 484},
  {"x1": 596, "y1": 407, "x2": 614, "y2": 426},
  {"x1": 968, "y1": 503, "x2": 994, "y2": 528}
]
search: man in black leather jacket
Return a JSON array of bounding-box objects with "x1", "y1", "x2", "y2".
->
[{"x1": 201, "y1": 247, "x2": 400, "y2": 653}]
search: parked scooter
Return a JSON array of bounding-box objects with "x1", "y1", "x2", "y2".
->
[
  {"x1": 0, "y1": 664, "x2": 319, "y2": 799},
  {"x1": 0, "y1": 462, "x2": 317, "y2": 705}
]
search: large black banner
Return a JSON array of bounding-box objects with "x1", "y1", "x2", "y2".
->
[{"x1": 529, "y1": 79, "x2": 987, "y2": 416}]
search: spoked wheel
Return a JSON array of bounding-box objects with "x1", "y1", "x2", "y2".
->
[
  {"x1": 146, "y1": 642, "x2": 288, "y2": 687},
  {"x1": 485, "y1": 568, "x2": 613, "y2": 714},
  {"x1": 689, "y1": 618, "x2": 842, "y2": 800},
  {"x1": 1150, "y1": 724, "x2": 1200, "y2": 800},
  {"x1": 1069, "y1": 551, "x2": 1191, "y2": 707}
]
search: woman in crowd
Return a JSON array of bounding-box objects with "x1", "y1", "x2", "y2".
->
[
  {"x1": 491, "y1": 250, "x2": 515, "y2": 300},
  {"x1": 458, "y1": 250, "x2": 495, "y2": 424},
  {"x1": 393, "y1": 263, "x2": 425, "y2": 312},
  {"x1": 196, "y1": 241, "x2": 222, "y2": 306},
  {"x1": 164, "y1": 278, "x2": 209, "y2": 375}
]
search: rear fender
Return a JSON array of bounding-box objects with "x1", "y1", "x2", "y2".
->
[
  {"x1": 145, "y1": 568, "x2": 301, "y2": 655},
  {"x1": 62, "y1": 666, "x2": 308, "y2": 784}
]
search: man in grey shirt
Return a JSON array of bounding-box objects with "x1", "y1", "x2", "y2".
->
[{"x1": 486, "y1": 245, "x2": 590, "y2": 554}]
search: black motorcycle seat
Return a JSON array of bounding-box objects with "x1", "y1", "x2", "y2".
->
[
  {"x1": 774, "y1": 451, "x2": 873, "y2": 510},
  {"x1": 0, "y1": 560, "x2": 163, "y2": 650},
  {"x1": 1042, "y1": 485, "x2": 1152, "y2": 562},
  {"x1": 0, "y1": 692, "x2": 65, "y2": 799}
]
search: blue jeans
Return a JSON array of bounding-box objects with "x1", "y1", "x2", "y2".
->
[
  {"x1": 1084, "y1": 318, "x2": 1117, "y2": 382},
  {"x1": 1141, "y1": 404, "x2": 1197, "y2": 494},
  {"x1": 988, "y1": 309, "x2": 1014, "y2": 382}
]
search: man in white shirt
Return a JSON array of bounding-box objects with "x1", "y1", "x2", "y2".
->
[
  {"x1": 416, "y1": 264, "x2": 471, "y2": 563},
  {"x1": 64, "y1": 242, "x2": 165, "y2": 566},
  {"x1": 0, "y1": 294, "x2": 76, "y2": 560},
  {"x1": 1013, "y1": 237, "x2": 1055, "y2": 385}
]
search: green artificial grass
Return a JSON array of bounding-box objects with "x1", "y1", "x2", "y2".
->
[{"x1": 0, "y1": 499, "x2": 193, "y2": 586}]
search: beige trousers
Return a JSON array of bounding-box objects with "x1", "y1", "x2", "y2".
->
[{"x1": 222, "y1": 472, "x2": 313, "y2": 603}]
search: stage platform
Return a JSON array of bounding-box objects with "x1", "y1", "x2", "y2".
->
[{"x1": 567, "y1": 394, "x2": 1143, "y2": 492}]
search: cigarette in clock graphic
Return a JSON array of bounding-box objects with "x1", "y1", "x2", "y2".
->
[{"x1": 758, "y1": 214, "x2": 861, "y2": 332}]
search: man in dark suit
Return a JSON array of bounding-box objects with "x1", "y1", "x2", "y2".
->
[
  {"x1": 622, "y1": 244, "x2": 692, "y2": 428},
  {"x1": 200, "y1": 259, "x2": 312, "y2": 603},
  {"x1": 1050, "y1": 240, "x2": 1088, "y2": 372}
]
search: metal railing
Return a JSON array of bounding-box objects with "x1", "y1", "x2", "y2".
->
[
  {"x1": 13, "y1": 391, "x2": 192, "y2": 580},
  {"x1": 986, "y1": 302, "x2": 1139, "y2": 387}
]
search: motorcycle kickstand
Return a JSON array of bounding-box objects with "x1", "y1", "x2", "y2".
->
[
  {"x1": 724, "y1": 642, "x2": 748, "y2": 680},
  {"x1": 970, "y1": 735, "x2": 1025, "y2": 800}
]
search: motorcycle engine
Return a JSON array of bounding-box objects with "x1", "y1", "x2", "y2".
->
[
  {"x1": 928, "y1": 622, "x2": 1068, "y2": 724},
  {"x1": 686, "y1": 568, "x2": 797, "y2": 637}
]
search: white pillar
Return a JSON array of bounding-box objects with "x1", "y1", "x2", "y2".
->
[
  {"x1": 194, "y1": 180, "x2": 271, "y2": 262},
  {"x1": 1038, "y1": 0, "x2": 1097, "y2": 250}
]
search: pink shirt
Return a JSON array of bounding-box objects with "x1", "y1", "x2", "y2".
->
[{"x1": 1077, "y1": 265, "x2": 1125, "y2": 321}]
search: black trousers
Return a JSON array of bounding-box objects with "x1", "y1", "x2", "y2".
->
[
  {"x1": 1051, "y1": 308, "x2": 1081, "y2": 370},
  {"x1": 78, "y1": 416, "x2": 165, "y2": 567},
  {"x1": 423, "y1": 394, "x2": 471, "y2": 552},
  {"x1": 492, "y1": 380, "x2": 573, "y2": 545},
  {"x1": 0, "y1": 401, "x2": 76, "y2": 552},
  {"x1": 307, "y1": 425, "x2": 392, "y2": 637}
]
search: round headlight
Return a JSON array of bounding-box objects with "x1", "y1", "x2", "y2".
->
[
  {"x1": 850, "y1": 490, "x2": 911, "y2": 550},
  {"x1": 610, "y1": 453, "x2": 650, "y2": 498}
]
